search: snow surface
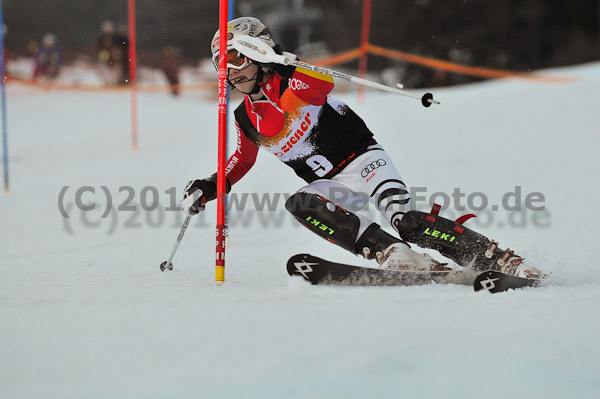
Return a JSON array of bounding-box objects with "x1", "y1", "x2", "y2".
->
[{"x1": 1, "y1": 63, "x2": 600, "y2": 398}]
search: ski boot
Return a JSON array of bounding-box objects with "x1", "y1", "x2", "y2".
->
[
  {"x1": 395, "y1": 204, "x2": 546, "y2": 278},
  {"x1": 355, "y1": 223, "x2": 450, "y2": 271},
  {"x1": 376, "y1": 242, "x2": 450, "y2": 271},
  {"x1": 483, "y1": 241, "x2": 546, "y2": 279}
]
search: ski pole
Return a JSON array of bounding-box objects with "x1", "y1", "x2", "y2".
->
[
  {"x1": 285, "y1": 58, "x2": 440, "y2": 107},
  {"x1": 160, "y1": 215, "x2": 191, "y2": 271},
  {"x1": 233, "y1": 35, "x2": 440, "y2": 107}
]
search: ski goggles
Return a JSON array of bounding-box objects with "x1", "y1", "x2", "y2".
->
[{"x1": 212, "y1": 48, "x2": 251, "y2": 71}]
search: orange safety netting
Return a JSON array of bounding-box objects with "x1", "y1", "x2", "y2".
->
[
  {"x1": 307, "y1": 44, "x2": 575, "y2": 84},
  {"x1": 365, "y1": 44, "x2": 575, "y2": 83},
  {"x1": 6, "y1": 76, "x2": 216, "y2": 93},
  {"x1": 6, "y1": 43, "x2": 575, "y2": 92},
  {"x1": 307, "y1": 48, "x2": 362, "y2": 67}
]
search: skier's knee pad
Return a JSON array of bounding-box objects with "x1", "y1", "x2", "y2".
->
[
  {"x1": 286, "y1": 192, "x2": 361, "y2": 253},
  {"x1": 395, "y1": 210, "x2": 490, "y2": 266}
]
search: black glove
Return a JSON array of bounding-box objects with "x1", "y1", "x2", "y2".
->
[
  {"x1": 182, "y1": 173, "x2": 231, "y2": 215},
  {"x1": 270, "y1": 63, "x2": 296, "y2": 79}
]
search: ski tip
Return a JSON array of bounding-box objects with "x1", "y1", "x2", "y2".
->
[
  {"x1": 286, "y1": 254, "x2": 316, "y2": 282},
  {"x1": 473, "y1": 270, "x2": 540, "y2": 294}
]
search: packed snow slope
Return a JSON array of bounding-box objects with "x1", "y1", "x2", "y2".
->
[{"x1": 1, "y1": 63, "x2": 600, "y2": 398}]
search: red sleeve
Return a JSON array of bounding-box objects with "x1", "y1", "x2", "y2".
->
[
  {"x1": 224, "y1": 121, "x2": 259, "y2": 185},
  {"x1": 288, "y1": 67, "x2": 335, "y2": 105}
]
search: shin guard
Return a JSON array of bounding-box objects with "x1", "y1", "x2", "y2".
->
[
  {"x1": 285, "y1": 192, "x2": 400, "y2": 260},
  {"x1": 285, "y1": 192, "x2": 361, "y2": 254}
]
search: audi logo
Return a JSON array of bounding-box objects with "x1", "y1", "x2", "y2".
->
[{"x1": 361, "y1": 159, "x2": 387, "y2": 177}]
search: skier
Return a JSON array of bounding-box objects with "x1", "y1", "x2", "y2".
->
[
  {"x1": 97, "y1": 21, "x2": 129, "y2": 85},
  {"x1": 33, "y1": 33, "x2": 62, "y2": 80},
  {"x1": 161, "y1": 45, "x2": 182, "y2": 96},
  {"x1": 182, "y1": 17, "x2": 541, "y2": 278}
]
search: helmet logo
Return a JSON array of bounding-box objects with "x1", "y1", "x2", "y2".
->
[
  {"x1": 241, "y1": 22, "x2": 259, "y2": 36},
  {"x1": 213, "y1": 17, "x2": 272, "y2": 57}
]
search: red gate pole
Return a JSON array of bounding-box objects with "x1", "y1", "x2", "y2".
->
[
  {"x1": 358, "y1": 0, "x2": 372, "y2": 103},
  {"x1": 0, "y1": 0, "x2": 9, "y2": 194},
  {"x1": 215, "y1": 0, "x2": 229, "y2": 285},
  {"x1": 128, "y1": 0, "x2": 138, "y2": 151}
]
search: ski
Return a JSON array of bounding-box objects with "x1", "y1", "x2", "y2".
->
[
  {"x1": 287, "y1": 254, "x2": 544, "y2": 293},
  {"x1": 473, "y1": 270, "x2": 541, "y2": 293},
  {"x1": 287, "y1": 253, "x2": 477, "y2": 287}
]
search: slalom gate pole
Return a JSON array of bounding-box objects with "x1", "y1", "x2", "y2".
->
[
  {"x1": 228, "y1": 1, "x2": 235, "y2": 25},
  {"x1": 215, "y1": 0, "x2": 229, "y2": 285},
  {"x1": 358, "y1": 0, "x2": 372, "y2": 102},
  {"x1": 128, "y1": 0, "x2": 138, "y2": 151},
  {"x1": 0, "y1": 1, "x2": 8, "y2": 193},
  {"x1": 223, "y1": 0, "x2": 234, "y2": 235}
]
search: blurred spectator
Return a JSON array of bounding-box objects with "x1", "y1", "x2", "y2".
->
[
  {"x1": 161, "y1": 46, "x2": 182, "y2": 96},
  {"x1": 97, "y1": 20, "x2": 129, "y2": 85},
  {"x1": 115, "y1": 24, "x2": 130, "y2": 85},
  {"x1": 33, "y1": 33, "x2": 62, "y2": 80}
]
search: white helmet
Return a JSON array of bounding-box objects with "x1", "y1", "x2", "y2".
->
[{"x1": 210, "y1": 17, "x2": 275, "y2": 70}]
